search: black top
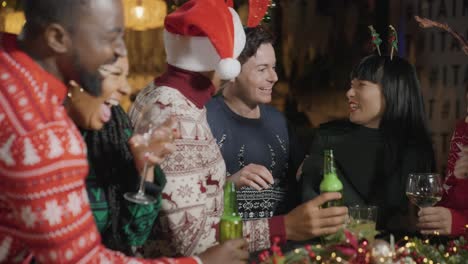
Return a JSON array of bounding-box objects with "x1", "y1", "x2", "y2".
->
[
  {"x1": 300, "y1": 120, "x2": 433, "y2": 233},
  {"x1": 206, "y1": 96, "x2": 304, "y2": 219}
]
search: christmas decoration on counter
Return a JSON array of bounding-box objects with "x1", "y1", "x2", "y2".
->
[{"x1": 254, "y1": 229, "x2": 468, "y2": 263}]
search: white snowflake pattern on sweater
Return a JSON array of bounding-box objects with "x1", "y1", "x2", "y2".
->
[{"x1": 130, "y1": 85, "x2": 226, "y2": 257}]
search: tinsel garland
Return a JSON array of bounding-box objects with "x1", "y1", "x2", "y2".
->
[{"x1": 254, "y1": 228, "x2": 468, "y2": 264}]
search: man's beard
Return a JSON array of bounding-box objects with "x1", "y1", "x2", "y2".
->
[{"x1": 72, "y1": 54, "x2": 104, "y2": 97}]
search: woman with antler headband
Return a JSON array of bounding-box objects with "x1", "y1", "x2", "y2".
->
[
  {"x1": 300, "y1": 26, "x2": 435, "y2": 235},
  {"x1": 415, "y1": 16, "x2": 468, "y2": 238}
]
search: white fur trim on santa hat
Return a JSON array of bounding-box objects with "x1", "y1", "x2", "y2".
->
[
  {"x1": 164, "y1": 30, "x2": 220, "y2": 72},
  {"x1": 163, "y1": 7, "x2": 245, "y2": 79},
  {"x1": 230, "y1": 7, "x2": 246, "y2": 59},
  {"x1": 216, "y1": 58, "x2": 241, "y2": 80}
]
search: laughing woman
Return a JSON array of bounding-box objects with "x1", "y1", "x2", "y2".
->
[
  {"x1": 300, "y1": 54, "x2": 435, "y2": 234},
  {"x1": 64, "y1": 57, "x2": 175, "y2": 255}
]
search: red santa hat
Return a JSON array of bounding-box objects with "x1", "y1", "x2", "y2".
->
[{"x1": 163, "y1": 0, "x2": 246, "y2": 80}]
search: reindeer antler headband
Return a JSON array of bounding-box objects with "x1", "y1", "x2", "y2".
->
[
  {"x1": 388, "y1": 25, "x2": 398, "y2": 60},
  {"x1": 225, "y1": 0, "x2": 275, "y2": 27},
  {"x1": 368, "y1": 25, "x2": 399, "y2": 60},
  {"x1": 415, "y1": 16, "x2": 468, "y2": 56},
  {"x1": 368, "y1": 25, "x2": 383, "y2": 56}
]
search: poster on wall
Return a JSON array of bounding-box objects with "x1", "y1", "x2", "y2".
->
[{"x1": 403, "y1": 0, "x2": 468, "y2": 174}]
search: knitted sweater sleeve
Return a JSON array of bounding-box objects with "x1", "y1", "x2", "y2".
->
[
  {"x1": 0, "y1": 131, "x2": 196, "y2": 264},
  {"x1": 439, "y1": 174, "x2": 468, "y2": 237},
  {"x1": 437, "y1": 121, "x2": 468, "y2": 236},
  {"x1": 242, "y1": 216, "x2": 286, "y2": 252},
  {"x1": 440, "y1": 175, "x2": 468, "y2": 236}
]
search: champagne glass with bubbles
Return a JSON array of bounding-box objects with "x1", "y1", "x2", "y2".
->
[
  {"x1": 406, "y1": 173, "x2": 443, "y2": 208},
  {"x1": 124, "y1": 102, "x2": 173, "y2": 205}
]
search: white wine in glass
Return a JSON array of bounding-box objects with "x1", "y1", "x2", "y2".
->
[
  {"x1": 347, "y1": 205, "x2": 378, "y2": 243},
  {"x1": 406, "y1": 173, "x2": 443, "y2": 208},
  {"x1": 124, "y1": 102, "x2": 173, "y2": 205}
]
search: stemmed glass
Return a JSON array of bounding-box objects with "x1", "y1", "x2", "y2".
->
[
  {"x1": 406, "y1": 173, "x2": 443, "y2": 208},
  {"x1": 124, "y1": 102, "x2": 173, "y2": 205}
]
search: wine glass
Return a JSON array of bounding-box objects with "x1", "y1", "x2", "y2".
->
[
  {"x1": 406, "y1": 173, "x2": 443, "y2": 208},
  {"x1": 124, "y1": 102, "x2": 173, "y2": 205}
]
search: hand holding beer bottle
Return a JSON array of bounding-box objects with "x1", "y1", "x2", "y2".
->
[
  {"x1": 319, "y1": 149, "x2": 343, "y2": 207},
  {"x1": 219, "y1": 181, "x2": 243, "y2": 242}
]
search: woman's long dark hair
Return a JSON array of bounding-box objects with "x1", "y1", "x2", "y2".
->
[
  {"x1": 351, "y1": 54, "x2": 435, "y2": 174},
  {"x1": 352, "y1": 54, "x2": 435, "y2": 226},
  {"x1": 81, "y1": 105, "x2": 138, "y2": 254},
  {"x1": 352, "y1": 54, "x2": 435, "y2": 231}
]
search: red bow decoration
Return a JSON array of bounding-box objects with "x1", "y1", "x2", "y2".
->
[
  {"x1": 332, "y1": 230, "x2": 360, "y2": 257},
  {"x1": 247, "y1": 0, "x2": 271, "y2": 27}
]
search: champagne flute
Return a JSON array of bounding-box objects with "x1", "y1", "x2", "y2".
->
[
  {"x1": 406, "y1": 173, "x2": 443, "y2": 208},
  {"x1": 124, "y1": 102, "x2": 173, "y2": 205}
]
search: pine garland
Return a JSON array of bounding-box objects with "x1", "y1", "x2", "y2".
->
[{"x1": 254, "y1": 229, "x2": 468, "y2": 264}]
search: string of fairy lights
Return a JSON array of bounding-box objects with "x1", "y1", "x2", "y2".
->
[{"x1": 256, "y1": 227, "x2": 468, "y2": 264}]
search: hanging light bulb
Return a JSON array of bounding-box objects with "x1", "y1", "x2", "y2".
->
[
  {"x1": 124, "y1": 0, "x2": 167, "y2": 31},
  {"x1": 133, "y1": 0, "x2": 145, "y2": 19},
  {"x1": 134, "y1": 5, "x2": 144, "y2": 19},
  {"x1": 4, "y1": 11, "x2": 25, "y2": 34}
]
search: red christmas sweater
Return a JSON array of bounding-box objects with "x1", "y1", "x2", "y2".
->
[
  {"x1": 0, "y1": 33, "x2": 197, "y2": 263},
  {"x1": 438, "y1": 120, "x2": 468, "y2": 237}
]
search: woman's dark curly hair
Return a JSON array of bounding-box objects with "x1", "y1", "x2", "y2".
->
[{"x1": 81, "y1": 105, "x2": 139, "y2": 254}]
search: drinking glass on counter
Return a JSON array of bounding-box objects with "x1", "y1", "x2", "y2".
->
[{"x1": 347, "y1": 205, "x2": 378, "y2": 242}]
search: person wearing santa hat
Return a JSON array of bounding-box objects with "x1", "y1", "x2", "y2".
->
[{"x1": 129, "y1": 0, "x2": 248, "y2": 258}]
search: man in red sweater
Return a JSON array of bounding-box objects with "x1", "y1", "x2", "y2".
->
[{"x1": 0, "y1": 0, "x2": 247, "y2": 263}]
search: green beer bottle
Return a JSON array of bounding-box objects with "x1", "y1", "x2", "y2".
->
[
  {"x1": 219, "y1": 181, "x2": 243, "y2": 243},
  {"x1": 319, "y1": 149, "x2": 343, "y2": 207}
]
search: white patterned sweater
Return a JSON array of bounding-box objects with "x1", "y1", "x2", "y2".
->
[{"x1": 129, "y1": 84, "x2": 276, "y2": 257}]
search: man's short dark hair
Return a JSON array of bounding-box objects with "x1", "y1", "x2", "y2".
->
[
  {"x1": 237, "y1": 25, "x2": 275, "y2": 65},
  {"x1": 22, "y1": 0, "x2": 90, "y2": 32}
]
